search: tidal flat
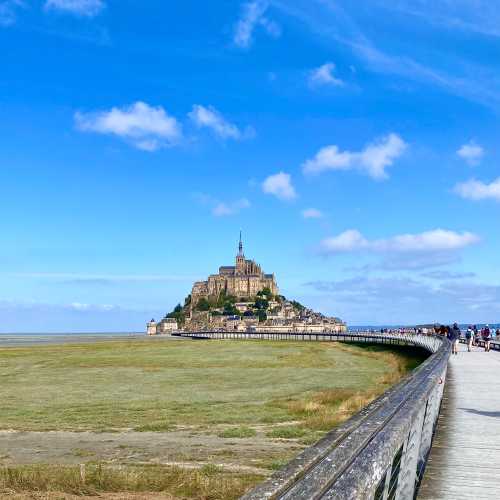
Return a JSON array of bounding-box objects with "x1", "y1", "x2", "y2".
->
[{"x1": 0, "y1": 339, "x2": 426, "y2": 499}]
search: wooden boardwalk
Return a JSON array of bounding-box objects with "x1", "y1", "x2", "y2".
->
[{"x1": 419, "y1": 341, "x2": 500, "y2": 499}]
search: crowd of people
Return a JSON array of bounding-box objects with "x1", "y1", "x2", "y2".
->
[
  {"x1": 439, "y1": 323, "x2": 500, "y2": 354},
  {"x1": 363, "y1": 324, "x2": 500, "y2": 355}
]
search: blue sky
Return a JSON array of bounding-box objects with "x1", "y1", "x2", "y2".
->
[{"x1": 1, "y1": 0, "x2": 500, "y2": 331}]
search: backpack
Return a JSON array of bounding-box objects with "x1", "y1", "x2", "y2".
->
[{"x1": 466, "y1": 330, "x2": 471, "y2": 339}]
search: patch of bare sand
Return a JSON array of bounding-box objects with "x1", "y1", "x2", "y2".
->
[
  {"x1": 1, "y1": 492, "x2": 177, "y2": 499},
  {"x1": 0, "y1": 428, "x2": 300, "y2": 473}
]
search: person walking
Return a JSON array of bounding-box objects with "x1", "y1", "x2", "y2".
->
[
  {"x1": 483, "y1": 325, "x2": 491, "y2": 352},
  {"x1": 448, "y1": 323, "x2": 461, "y2": 355},
  {"x1": 466, "y1": 325, "x2": 473, "y2": 352},
  {"x1": 440, "y1": 324, "x2": 447, "y2": 337},
  {"x1": 473, "y1": 325, "x2": 479, "y2": 346}
]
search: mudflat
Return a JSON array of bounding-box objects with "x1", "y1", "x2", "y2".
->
[{"x1": 0, "y1": 339, "x2": 425, "y2": 499}]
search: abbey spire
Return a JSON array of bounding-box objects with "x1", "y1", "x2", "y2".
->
[{"x1": 238, "y1": 230, "x2": 244, "y2": 257}]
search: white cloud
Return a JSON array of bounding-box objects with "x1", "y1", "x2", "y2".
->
[
  {"x1": 304, "y1": 275, "x2": 500, "y2": 325},
  {"x1": 454, "y1": 178, "x2": 500, "y2": 201},
  {"x1": 457, "y1": 141, "x2": 484, "y2": 166},
  {"x1": 194, "y1": 193, "x2": 251, "y2": 217},
  {"x1": 302, "y1": 208, "x2": 323, "y2": 219},
  {"x1": 212, "y1": 198, "x2": 251, "y2": 217},
  {"x1": 320, "y1": 229, "x2": 480, "y2": 254},
  {"x1": 302, "y1": 133, "x2": 407, "y2": 180},
  {"x1": 70, "y1": 302, "x2": 90, "y2": 311},
  {"x1": 262, "y1": 172, "x2": 296, "y2": 201},
  {"x1": 309, "y1": 62, "x2": 343, "y2": 87},
  {"x1": 0, "y1": 0, "x2": 24, "y2": 26},
  {"x1": 45, "y1": 0, "x2": 105, "y2": 17},
  {"x1": 75, "y1": 101, "x2": 182, "y2": 151},
  {"x1": 188, "y1": 105, "x2": 244, "y2": 140},
  {"x1": 233, "y1": 1, "x2": 280, "y2": 48}
]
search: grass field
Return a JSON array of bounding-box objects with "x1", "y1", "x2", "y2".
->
[{"x1": 0, "y1": 339, "x2": 426, "y2": 499}]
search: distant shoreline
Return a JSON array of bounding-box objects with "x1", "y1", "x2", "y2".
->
[{"x1": 0, "y1": 332, "x2": 146, "y2": 347}]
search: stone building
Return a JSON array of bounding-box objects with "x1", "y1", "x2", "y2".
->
[
  {"x1": 147, "y1": 319, "x2": 157, "y2": 336},
  {"x1": 147, "y1": 317, "x2": 178, "y2": 335},
  {"x1": 190, "y1": 233, "x2": 278, "y2": 307}
]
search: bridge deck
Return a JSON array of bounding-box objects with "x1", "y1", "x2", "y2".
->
[{"x1": 419, "y1": 342, "x2": 500, "y2": 499}]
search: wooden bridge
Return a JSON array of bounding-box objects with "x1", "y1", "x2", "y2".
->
[
  {"x1": 176, "y1": 330, "x2": 499, "y2": 499},
  {"x1": 418, "y1": 338, "x2": 500, "y2": 499}
]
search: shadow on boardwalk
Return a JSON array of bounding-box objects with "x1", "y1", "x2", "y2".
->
[{"x1": 418, "y1": 345, "x2": 500, "y2": 499}]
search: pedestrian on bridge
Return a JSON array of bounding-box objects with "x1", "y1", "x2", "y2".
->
[
  {"x1": 483, "y1": 325, "x2": 491, "y2": 352},
  {"x1": 473, "y1": 325, "x2": 479, "y2": 346},
  {"x1": 466, "y1": 326, "x2": 473, "y2": 352},
  {"x1": 448, "y1": 323, "x2": 461, "y2": 355}
]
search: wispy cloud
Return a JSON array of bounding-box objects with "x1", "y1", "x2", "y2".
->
[
  {"x1": 302, "y1": 208, "x2": 323, "y2": 219},
  {"x1": 271, "y1": 0, "x2": 500, "y2": 109},
  {"x1": 0, "y1": 0, "x2": 24, "y2": 26},
  {"x1": 304, "y1": 275, "x2": 500, "y2": 324},
  {"x1": 194, "y1": 193, "x2": 251, "y2": 217},
  {"x1": 45, "y1": 0, "x2": 105, "y2": 17},
  {"x1": 421, "y1": 270, "x2": 476, "y2": 281},
  {"x1": 75, "y1": 101, "x2": 182, "y2": 151},
  {"x1": 345, "y1": 253, "x2": 461, "y2": 272},
  {"x1": 262, "y1": 172, "x2": 297, "y2": 201},
  {"x1": 319, "y1": 229, "x2": 479, "y2": 254},
  {"x1": 370, "y1": 0, "x2": 500, "y2": 39},
  {"x1": 188, "y1": 105, "x2": 252, "y2": 140},
  {"x1": 234, "y1": 1, "x2": 281, "y2": 48},
  {"x1": 10, "y1": 272, "x2": 196, "y2": 283},
  {"x1": 0, "y1": 300, "x2": 162, "y2": 333},
  {"x1": 308, "y1": 62, "x2": 343, "y2": 87},
  {"x1": 454, "y1": 178, "x2": 500, "y2": 201},
  {"x1": 303, "y1": 133, "x2": 407, "y2": 180},
  {"x1": 457, "y1": 141, "x2": 484, "y2": 166},
  {"x1": 212, "y1": 198, "x2": 251, "y2": 217}
]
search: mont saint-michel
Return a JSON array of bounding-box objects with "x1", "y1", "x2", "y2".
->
[{"x1": 147, "y1": 235, "x2": 346, "y2": 335}]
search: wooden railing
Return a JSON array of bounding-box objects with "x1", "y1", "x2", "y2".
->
[{"x1": 227, "y1": 332, "x2": 450, "y2": 500}]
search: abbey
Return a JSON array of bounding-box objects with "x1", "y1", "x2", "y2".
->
[{"x1": 191, "y1": 234, "x2": 278, "y2": 307}]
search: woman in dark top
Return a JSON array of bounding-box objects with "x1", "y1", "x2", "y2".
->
[
  {"x1": 448, "y1": 323, "x2": 461, "y2": 355},
  {"x1": 483, "y1": 325, "x2": 491, "y2": 352}
]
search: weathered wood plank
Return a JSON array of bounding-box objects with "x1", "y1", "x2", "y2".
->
[{"x1": 418, "y1": 343, "x2": 500, "y2": 499}]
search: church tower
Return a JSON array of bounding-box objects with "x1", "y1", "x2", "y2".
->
[{"x1": 235, "y1": 231, "x2": 246, "y2": 274}]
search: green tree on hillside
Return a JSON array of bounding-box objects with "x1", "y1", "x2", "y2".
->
[
  {"x1": 166, "y1": 303, "x2": 186, "y2": 325},
  {"x1": 196, "y1": 298, "x2": 211, "y2": 311},
  {"x1": 291, "y1": 300, "x2": 305, "y2": 311},
  {"x1": 254, "y1": 297, "x2": 269, "y2": 310},
  {"x1": 223, "y1": 303, "x2": 241, "y2": 316}
]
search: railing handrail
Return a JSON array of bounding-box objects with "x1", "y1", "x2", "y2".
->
[{"x1": 239, "y1": 333, "x2": 450, "y2": 500}]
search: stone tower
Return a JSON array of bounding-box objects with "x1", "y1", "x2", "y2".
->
[{"x1": 236, "y1": 231, "x2": 245, "y2": 275}]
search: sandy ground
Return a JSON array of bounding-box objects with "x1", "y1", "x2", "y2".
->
[
  {"x1": 0, "y1": 426, "x2": 301, "y2": 473},
  {"x1": 1, "y1": 493, "x2": 178, "y2": 499}
]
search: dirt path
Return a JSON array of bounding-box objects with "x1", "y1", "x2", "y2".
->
[
  {"x1": 0, "y1": 428, "x2": 300, "y2": 472},
  {"x1": 1, "y1": 493, "x2": 179, "y2": 499}
]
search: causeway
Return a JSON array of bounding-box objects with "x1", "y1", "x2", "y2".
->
[{"x1": 419, "y1": 341, "x2": 500, "y2": 499}]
